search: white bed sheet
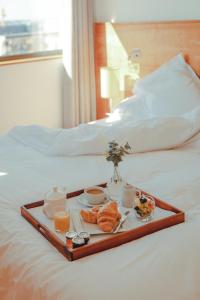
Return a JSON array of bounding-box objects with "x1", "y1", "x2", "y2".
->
[{"x1": 1, "y1": 134, "x2": 200, "y2": 300}]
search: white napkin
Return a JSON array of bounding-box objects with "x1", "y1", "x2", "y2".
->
[{"x1": 70, "y1": 209, "x2": 84, "y2": 232}]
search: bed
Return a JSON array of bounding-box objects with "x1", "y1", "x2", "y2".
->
[
  {"x1": 1, "y1": 121, "x2": 200, "y2": 299},
  {"x1": 1, "y1": 27, "x2": 200, "y2": 300}
]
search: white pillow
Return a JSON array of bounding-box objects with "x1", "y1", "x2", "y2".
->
[
  {"x1": 111, "y1": 94, "x2": 152, "y2": 122},
  {"x1": 135, "y1": 54, "x2": 200, "y2": 117}
]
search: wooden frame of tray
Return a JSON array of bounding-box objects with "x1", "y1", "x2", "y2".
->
[{"x1": 21, "y1": 183, "x2": 185, "y2": 261}]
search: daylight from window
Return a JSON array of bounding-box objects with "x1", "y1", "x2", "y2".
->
[{"x1": 0, "y1": 0, "x2": 64, "y2": 57}]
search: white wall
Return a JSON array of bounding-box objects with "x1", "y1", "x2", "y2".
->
[
  {"x1": 1, "y1": 0, "x2": 199, "y2": 133},
  {"x1": 94, "y1": 0, "x2": 200, "y2": 22},
  {"x1": 0, "y1": 0, "x2": 64, "y2": 20},
  {"x1": 0, "y1": 58, "x2": 63, "y2": 133}
]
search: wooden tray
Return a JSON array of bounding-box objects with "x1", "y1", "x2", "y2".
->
[{"x1": 21, "y1": 184, "x2": 185, "y2": 261}]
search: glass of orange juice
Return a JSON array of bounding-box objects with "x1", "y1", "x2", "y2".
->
[{"x1": 54, "y1": 211, "x2": 70, "y2": 233}]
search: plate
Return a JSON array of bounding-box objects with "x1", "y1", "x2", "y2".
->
[
  {"x1": 77, "y1": 194, "x2": 109, "y2": 208},
  {"x1": 70, "y1": 208, "x2": 130, "y2": 235}
]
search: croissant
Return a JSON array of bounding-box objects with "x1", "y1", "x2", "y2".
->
[
  {"x1": 97, "y1": 201, "x2": 121, "y2": 232},
  {"x1": 80, "y1": 210, "x2": 97, "y2": 224},
  {"x1": 80, "y1": 206, "x2": 100, "y2": 224},
  {"x1": 97, "y1": 202, "x2": 121, "y2": 219},
  {"x1": 80, "y1": 201, "x2": 121, "y2": 232}
]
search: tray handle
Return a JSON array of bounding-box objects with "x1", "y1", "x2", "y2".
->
[
  {"x1": 36, "y1": 223, "x2": 59, "y2": 244},
  {"x1": 37, "y1": 224, "x2": 49, "y2": 236}
]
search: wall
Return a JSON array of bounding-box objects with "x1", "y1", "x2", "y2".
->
[
  {"x1": 1, "y1": 0, "x2": 199, "y2": 133},
  {"x1": 0, "y1": 58, "x2": 63, "y2": 133},
  {"x1": 94, "y1": 0, "x2": 200, "y2": 22}
]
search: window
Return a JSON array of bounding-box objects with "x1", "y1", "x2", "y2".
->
[{"x1": 0, "y1": 0, "x2": 64, "y2": 61}]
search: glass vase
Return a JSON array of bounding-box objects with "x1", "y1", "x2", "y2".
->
[{"x1": 107, "y1": 164, "x2": 123, "y2": 201}]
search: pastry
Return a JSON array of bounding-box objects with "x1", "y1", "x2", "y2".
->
[
  {"x1": 80, "y1": 210, "x2": 97, "y2": 224},
  {"x1": 80, "y1": 206, "x2": 100, "y2": 224},
  {"x1": 97, "y1": 201, "x2": 121, "y2": 232},
  {"x1": 80, "y1": 201, "x2": 121, "y2": 233}
]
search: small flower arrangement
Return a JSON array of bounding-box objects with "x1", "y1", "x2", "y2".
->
[{"x1": 106, "y1": 141, "x2": 131, "y2": 167}]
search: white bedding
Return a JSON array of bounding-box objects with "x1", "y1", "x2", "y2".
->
[
  {"x1": 8, "y1": 104, "x2": 200, "y2": 156},
  {"x1": 1, "y1": 53, "x2": 200, "y2": 299},
  {"x1": 1, "y1": 130, "x2": 200, "y2": 300},
  {"x1": 7, "y1": 55, "x2": 200, "y2": 157}
]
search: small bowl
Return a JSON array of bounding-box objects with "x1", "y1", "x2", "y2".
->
[
  {"x1": 135, "y1": 211, "x2": 154, "y2": 222},
  {"x1": 134, "y1": 195, "x2": 155, "y2": 222},
  {"x1": 84, "y1": 186, "x2": 106, "y2": 205}
]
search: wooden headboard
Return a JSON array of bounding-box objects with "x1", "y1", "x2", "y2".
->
[{"x1": 94, "y1": 20, "x2": 200, "y2": 119}]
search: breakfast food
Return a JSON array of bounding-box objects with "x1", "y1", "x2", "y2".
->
[
  {"x1": 66, "y1": 231, "x2": 78, "y2": 248},
  {"x1": 97, "y1": 201, "x2": 121, "y2": 232},
  {"x1": 80, "y1": 201, "x2": 121, "y2": 232},
  {"x1": 78, "y1": 232, "x2": 90, "y2": 244},
  {"x1": 80, "y1": 206, "x2": 99, "y2": 223},
  {"x1": 134, "y1": 195, "x2": 155, "y2": 218},
  {"x1": 72, "y1": 237, "x2": 85, "y2": 248}
]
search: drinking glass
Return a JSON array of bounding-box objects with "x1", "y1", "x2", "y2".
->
[{"x1": 54, "y1": 210, "x2": 70, "y2": 233}]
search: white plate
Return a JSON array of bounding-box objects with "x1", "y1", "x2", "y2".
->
[
  {"x1": 70, "y1": 208, "x2": 129, "y2": 235},
  {"x1": 77, "y1": 193, "x2": 109, "y2": 208}
]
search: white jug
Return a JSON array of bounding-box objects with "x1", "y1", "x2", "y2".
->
[
  {"x1": 121, "y1": 183, "x2": 136, "y2": 208},
  {"x1": 43, "y1": 187, "x2": 66, "y2": 219}
]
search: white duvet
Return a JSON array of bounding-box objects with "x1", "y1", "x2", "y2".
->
[
  {"x1": 8, "y1": 105, "x2": 200, "y2": 156},
  {"x1": 1, "y1": 118, "x2": 200, "y2": 299}
]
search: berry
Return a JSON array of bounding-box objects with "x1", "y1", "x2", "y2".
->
[{"x1": 140, "y1": 196, "x2": 147, "y2": 204}]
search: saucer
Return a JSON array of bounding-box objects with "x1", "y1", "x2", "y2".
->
[{"x1": 77, "y1": 194, "x2": 109, "y2": 207}]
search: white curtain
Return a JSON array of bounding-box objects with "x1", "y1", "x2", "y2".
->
[{"x1": 63, "y1": 0, "x2": 96, "y2": 128}]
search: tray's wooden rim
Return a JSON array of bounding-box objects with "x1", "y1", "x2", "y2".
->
[{"x1": 21, "y1": 184, "x2": 185, "y2": 261}]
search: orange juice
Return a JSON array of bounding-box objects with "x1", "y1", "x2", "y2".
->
[{"x1": 54, "y1": 211, "x2": 70, "y2": 233}]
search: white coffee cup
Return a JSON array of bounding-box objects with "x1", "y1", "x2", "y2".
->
[{"x1": 84, "y1": 186, "x2": 106, "y2": 205}]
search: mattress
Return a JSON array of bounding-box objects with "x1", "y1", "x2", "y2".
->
[{"x1": 1, "y1": 132, "x2": 200, "y2": 300}]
